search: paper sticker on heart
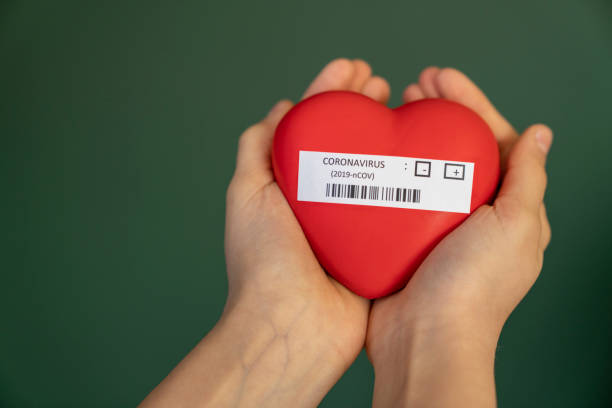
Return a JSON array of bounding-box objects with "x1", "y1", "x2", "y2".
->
[{"x1": 272, "y1": 91, "x2": 499, "y2": 299}]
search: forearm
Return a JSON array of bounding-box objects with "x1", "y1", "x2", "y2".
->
[
  {"x1": 140, "y1": 298, "x2": 349, "y2": 408},
  {"x1": 371, "y1": 316, "x2": 499, "y2": 408}
]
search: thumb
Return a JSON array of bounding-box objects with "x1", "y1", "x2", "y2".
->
[{"x1": 495, "y1": 124, "x2": 553, "y2": 214}]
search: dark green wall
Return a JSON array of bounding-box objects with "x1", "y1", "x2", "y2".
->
[{"x1": 2, "y1": 0, "x2": 611, "y2": 406}]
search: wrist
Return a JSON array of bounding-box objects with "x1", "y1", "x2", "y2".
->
[
  {"x1": 212, "y1": 295, "x2": 355, "y2": 407},
  {"x1": 224, "y1": 283, "x2": 367, "y2": 365},
  {"x1": 141, "y1": 294, "x2": 353, "y2": 408},
  {"x1": 369, "y1": 312, "x2": 499, "y2": 408},
  {"x1": 370, "y1": 313, "x2": 499, "y2": 370}
]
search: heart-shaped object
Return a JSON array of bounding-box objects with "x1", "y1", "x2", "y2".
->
[{"x1": 272, "y1": 91, "x2": 499, "y2": 299}]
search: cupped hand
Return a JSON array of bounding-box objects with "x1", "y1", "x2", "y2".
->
[
  {"x1": 223, "y1": 59, "x2": 390, "y2": 400},
  {"x1": 366, "y1": 67, "x2": 552, "y2": 407}
]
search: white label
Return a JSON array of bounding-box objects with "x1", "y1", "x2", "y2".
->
[{"x1": 297, "y1": 151, "x2": 475, "y2": 214}]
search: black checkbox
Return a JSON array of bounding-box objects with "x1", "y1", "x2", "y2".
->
[
  {"x1": 444, "y1": 163, "x2": 465, "y2": 180},
  {"x1": 415, "y1": 161, "x2": 431, "y2": 177}
]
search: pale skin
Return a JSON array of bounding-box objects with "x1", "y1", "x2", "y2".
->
[{"x1": 140, "y1": 60, "x2": 552, "y2": 408}]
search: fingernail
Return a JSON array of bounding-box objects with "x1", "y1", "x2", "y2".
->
[
  {"x1": 535, "y1": 127, "x2": 553, "y2": 154},
  {"x1": 326, "y1": 58, "x2": 351, "y2": 75}
]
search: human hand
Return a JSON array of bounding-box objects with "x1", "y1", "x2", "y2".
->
[
  {"x1": 366, "y1": 67, "x2": 552, "y2": 407},
  {"x1": 221, "y1": 58, "x2": 391, "y2": 404},
  {"x1": 141, "y1": 59, "x2": 391, "y2": 408}
]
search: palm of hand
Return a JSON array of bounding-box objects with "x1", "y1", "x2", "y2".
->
[
  {"x1": 367, "y1": 67, "x2": 551, "y2": 362},
  {"x1": 225, "y1": 179, "x2": 368, "y2": 356},
  {"x1": 224, "y1": 59, "x2": 391, "y2": 365},
  {"x1": 367, "y1": 203, "x2": 540, "y2": 358}
]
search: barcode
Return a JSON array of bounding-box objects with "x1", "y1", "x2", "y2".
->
[{"x1": 324, "y1": 183, "x2": 421, "y2": 203}]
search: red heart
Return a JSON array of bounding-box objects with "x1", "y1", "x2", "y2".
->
[{"x1": 272, "y1": 91, "x2": 499, "y2": 299}]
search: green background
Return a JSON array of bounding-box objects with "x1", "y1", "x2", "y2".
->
[{"x1": 2, "y1": 0, "x2": 611, "y2": 406}]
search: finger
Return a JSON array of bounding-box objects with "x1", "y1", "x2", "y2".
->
[
  {"x1": 351, "y1": 59, "x2": 372, "y2": 92},
  {"x1": 302, "y1": 58, "x2": 356, "y2": 99},
  {"x1": 418, "y1": 66, "x2": 441, "y2": 98},
  {"x1": 432, "y1": 68, "x2": 519, "y2": 162},
  {"x1": 402, "y1": 83, "x2": 425, "y2": 102},
  {"x1": 234, "y1": 99, "x2": 294, "y2": 180},
  {"x1": 262, "y1": 99, "x2": 294, "y2": 128},
  {"x1": 495, "y1": 124, "x2": 553, "y2": 214},
  {"x1": 362, "y1": 76, "x2": 391, "y2": 104},
  {"x1": 539, "y1": 204, "x2": 551, "y2": 250}
]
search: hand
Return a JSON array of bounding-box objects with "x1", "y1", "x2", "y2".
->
[
  {"x1": 366, "y1": 67, "x2": 552, "y2": 407},
  {"x1": 140, "y1": 59, "x2": 391, "y2": 408},
  {"x1": 222, "y1": 58, "x2": 390, "y2": 404}
]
